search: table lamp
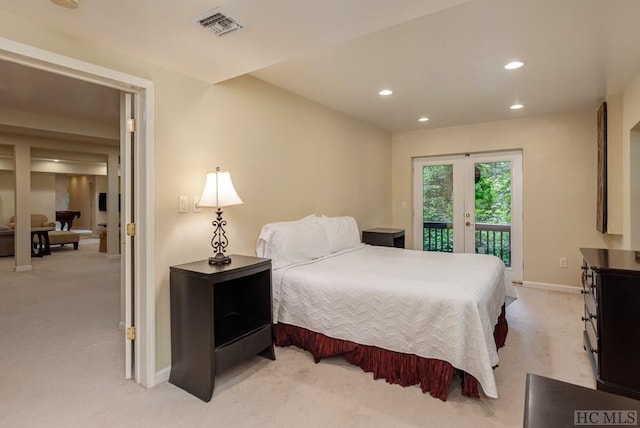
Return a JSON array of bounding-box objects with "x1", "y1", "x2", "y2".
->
[{"x1": 197, "y1": 167, "x2": 243, "y2": 265}]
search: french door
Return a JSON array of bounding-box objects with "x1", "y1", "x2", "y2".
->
[{"x1": 413, "y1": 151, "x2": 522, "y2": 282}]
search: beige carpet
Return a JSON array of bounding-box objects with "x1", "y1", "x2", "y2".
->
[{"x1": 0, "y1": 241, "x2": 594, "y2": 427}]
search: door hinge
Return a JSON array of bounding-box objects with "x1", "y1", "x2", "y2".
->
[
  {"x1": 126, "y1": 223, "x2": 136, "y2": 237},
  {"x1": 126, "y1": 118, "x2": 136, "y2": 133},
  {"x1": 126, "y1": 326, "x2": 136, "y2": 341}
]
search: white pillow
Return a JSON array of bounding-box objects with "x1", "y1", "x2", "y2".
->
[
  {"x1": 256, "y1": 215, "x2": 331, "y2": 269},
  {"x1": 320, "y1": 215, "x2": 361, "y2": 253}
]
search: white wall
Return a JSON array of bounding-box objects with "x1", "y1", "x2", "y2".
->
[{"x1": 392, "y1": 110, "x2": 609, "y2": 287}]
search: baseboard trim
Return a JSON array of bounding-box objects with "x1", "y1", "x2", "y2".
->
[
  {"x1": 15, "y1": 265, "x2": 32, "y2": 272},
  {"x1": 522, "y1": 281, "x2": 581, "y2": 294},
  {"x1": 107, "y1": 254, "x2": 121, "y2": 260},
  {"x1": 155, "y1": 365, "x2": 171, "y2": 385}
]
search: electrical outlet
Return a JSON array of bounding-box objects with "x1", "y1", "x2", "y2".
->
[
  {"x1": 559, "y1": 257, "x2": 568, "y2": 268},
  {"x1": 178, "y1": 195, "x2": 188, "y2": 213}
]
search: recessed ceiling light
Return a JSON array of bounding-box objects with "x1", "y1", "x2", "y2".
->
[
  {"x1": 510, "y1": 103, "x2": 524, "y2": 110},
  {"x1": 504, "y1": 61, "x2": 524, "y2": 70},
  {"x1": 378, "y1": 89, "x2": 393, "y2": 96},
  {"x1": 418, "y1": 117, "x2": 429, "y2": 122}
]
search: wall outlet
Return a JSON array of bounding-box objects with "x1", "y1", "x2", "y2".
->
[
  {"x1": 559, "y1": 257, "x2": 568, "y2": 268},
  {"x1": 178, "y1": 195, "x2": 188, "y2": 213}
]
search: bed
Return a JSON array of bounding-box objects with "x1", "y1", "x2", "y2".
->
[{"x1": 257, "y1": 215, "x2": 517, "y2": 400}]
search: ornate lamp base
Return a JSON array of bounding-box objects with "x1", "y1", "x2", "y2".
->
[
  {"x1": 209, "y1": 252, "x2": 231, "y2": 265},
  {"x1": 208, "y1": 208, "x2": 232, "y2": 265}
]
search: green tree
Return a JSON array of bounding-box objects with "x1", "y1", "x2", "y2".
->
[
  {"x1": 422, "y1": 165, "x2": 453, "y2": 223},
  {"x1": 475, "y1": 162, "x2": 511, "y2": 224}
]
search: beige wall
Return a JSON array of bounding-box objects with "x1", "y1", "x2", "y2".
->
[
  {"x1": 0, "y1": 170, "x2": 14, "y2": 224},
  {"x1": 0, "y1": 170, "x2": 57, "y2": 224},
  {"x1": 622, "y1": 70, "x2": 640, "y2": 249},
  {"x1": 67, "y1": 175, "x2": 93, "y2": 229},
  {"x1": 392, "y1": 110, "x2": 609, "y2": 287},
  {"x1": 30, "y1": 173, "x2": 55, "y2": 221},
  {"x1": 631, "y1": 130, "x2": 640, "y2": 248},
  {"x1": 95, "y1": 175, "x2": 107, "y2": 227},
  {"x1": 0, "y1": 11, "x2": 392, "y2": 372},
  {"x1": 154, "y1": 74, "x2": 391, "y2": 367}
]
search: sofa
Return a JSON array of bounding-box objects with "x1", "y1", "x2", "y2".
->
[
  {"x1": 8, "y1": 214, "x2": 56, "y2": 229},
  {"x1": 7, "y1": 214, "x2": 79, "y2": 252},
  {"x1": 0, "y1": 226, "x2": 14, "y2": 257}
]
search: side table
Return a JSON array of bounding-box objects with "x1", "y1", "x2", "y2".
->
[
  {"x1": 362, "y1": 228, "x2": 405, "y2": 248},
  {"x1": 169, "y1": 255, "x2": 275, "y2": 402},
  {"x1": 31, "y1": 227, "x2": 53, "y2": 257}
]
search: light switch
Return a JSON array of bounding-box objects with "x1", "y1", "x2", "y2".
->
[{"x1": 178, "y1": 195, "x2": 188, "y2": 213}]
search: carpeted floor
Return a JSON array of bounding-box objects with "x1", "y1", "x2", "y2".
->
[{"x1": 0, "y1": 240, "x2": 594, "y2": 427}]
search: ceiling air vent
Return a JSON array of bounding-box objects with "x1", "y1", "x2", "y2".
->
[{"x1": 192, "y1": 8, "x2": 243, "y2": 37}]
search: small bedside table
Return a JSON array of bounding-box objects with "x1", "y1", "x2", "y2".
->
[
  {"x1": 362, "y1": 228, "x2": 405, "y2": 248},
  {"x1": 169, "y1": 255, "x2": 275, "y2": 402}
]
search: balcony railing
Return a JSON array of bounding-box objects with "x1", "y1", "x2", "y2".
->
[{"x1": 423, "y1": 222, "x2": 511, "y2": 267}]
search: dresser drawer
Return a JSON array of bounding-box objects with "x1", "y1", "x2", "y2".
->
[
  {"x1": 583, "y1": 306, "x2": 597, "y2": 337},
  {"x1": 585, "y1": 316, "x2": 598, "y2": 350},
  {"x1": 584, "y1": 293, "x2": 597, "y2": 324},
  {"x1": 581, "y1": 264, "x2": 598, "y2": 304}
]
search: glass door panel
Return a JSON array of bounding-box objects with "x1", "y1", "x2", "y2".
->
[
  {"x1": 470, "y1": 161, "x2": 512, "y2": 267},
  {"x1": 421, "y1": 164, "x2": 454, "y2": 252}
]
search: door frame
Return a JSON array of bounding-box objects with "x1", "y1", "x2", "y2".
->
[
  {"x1": 413, "y1": 150, "x2": 523, "y2": 282},
  {"x1": 0, "y1": 37, "x2": 157, "y2": 387}
]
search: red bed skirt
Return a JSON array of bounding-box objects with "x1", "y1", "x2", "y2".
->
[{"x1": 273, "y1": 304, "x2": 508, "y2": 401}]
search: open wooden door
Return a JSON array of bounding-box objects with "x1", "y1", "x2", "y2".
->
[{"x1": 121, "y1": 92, "x2": 135, "y2": 379}]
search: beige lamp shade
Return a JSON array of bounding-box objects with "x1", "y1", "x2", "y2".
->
[{"x1": 197, "y1": 169, "x2": 243, "y2": 208}]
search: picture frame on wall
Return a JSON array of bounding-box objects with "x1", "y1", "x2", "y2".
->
[{"x1": 596, "y1": 102, "x2": 607, "y2": 233}]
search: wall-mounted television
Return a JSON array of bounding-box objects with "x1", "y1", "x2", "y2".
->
[{"x1": 98, "y1": 192, "x2": 121, "y2": 212}]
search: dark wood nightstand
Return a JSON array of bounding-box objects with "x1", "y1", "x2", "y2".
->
[
  {"x1": 169, "y1": 255, "x2": 275, "y2": 402},
  {"x1": 362, "y1": 228, "x2": 405, "y2": 248}
]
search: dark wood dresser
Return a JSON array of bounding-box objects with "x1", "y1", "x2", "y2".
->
[
  {"x1": 524, "y1": 373, "x2": 640, "y2": 428},
  {"x1": 580, "y1": 247, "x2": 640, "y2": 400}
]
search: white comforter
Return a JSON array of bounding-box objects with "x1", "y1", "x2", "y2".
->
[{"x1": 272, "y1": 244, "x2": 517, "y2": 399}]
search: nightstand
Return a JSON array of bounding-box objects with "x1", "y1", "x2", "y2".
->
[
  {"x1": 362, "y1": 228, "x2": 405, "y2": 248},
  {"x1": 169, "y1": 255, "x2": 275, "y2": 402}
]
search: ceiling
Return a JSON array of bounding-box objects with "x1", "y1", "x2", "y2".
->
[{"x1": 1, "y1": 0, "x2": 640, "y2": 133}]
